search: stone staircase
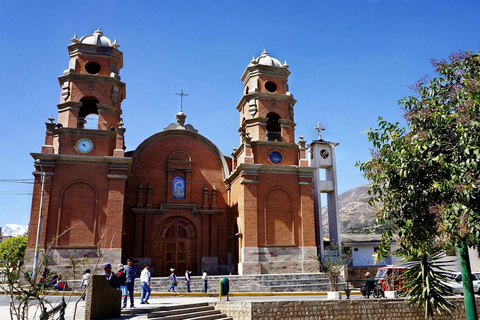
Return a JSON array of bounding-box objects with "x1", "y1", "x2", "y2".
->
[
  {"x1": 67, "y1": 272, "x2": 344, "y2": 293},
  {"x1": 136, "y1": 273, "x2": 343, "y2": 293},
  {"x1": 122, "y1": 302, "x2": 232, "y2": 320}
]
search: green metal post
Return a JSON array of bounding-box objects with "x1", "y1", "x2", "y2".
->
[{"x1": 459, "y1": 240, "x2": 477, "y2": 320}]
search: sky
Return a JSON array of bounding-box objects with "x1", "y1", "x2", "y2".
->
[{"x1": 0, "y1": 0, "x2": 479, "y2": 228}]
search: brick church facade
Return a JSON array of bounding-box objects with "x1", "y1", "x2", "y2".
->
[{"x1": 26, "y1": 30, "x2": 323, "y2": 276}]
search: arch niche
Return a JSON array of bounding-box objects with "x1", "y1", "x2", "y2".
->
[
  {"x1": 58, "y1": 182, "x2": 97, "y2": 246},
  {"x1": 154, "y1": 217, "x2": 197, "y2": 276},
  {"x1": 264, "y1": 188, "x2": 293, "y2": 245}
]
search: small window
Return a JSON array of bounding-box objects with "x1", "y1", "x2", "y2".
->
[
  {"x1": 266, "y1": 112, "x2": 281, "y2": 141},
  {"x1": 79, "y1": 97, "x2": 99, "y2": 129},
  {"x1": 172, "y1": 176, "x2": 186, "y2": 199},
  {"x1": 166, "y1": 227, "x2": 175, "y2": 238},
  {"x1": 265, "y1": 81, "x2": 277, "y2": 93},
  {"x1": 85, "y1": 62, "x2": 101, "y2": 74},
  {"x1": 178, "y1": 226, "x2": 187, "y2": 238}
]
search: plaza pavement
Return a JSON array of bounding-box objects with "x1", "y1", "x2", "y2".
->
[{"x1": 0, "y1": 290, "x2": 365, "y2": 319}]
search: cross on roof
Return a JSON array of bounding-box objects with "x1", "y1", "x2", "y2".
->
[
  {"x1": 175, "y1": 89, "x2": 189, "y2": 111},
  {"x1": 314, "y1": 122, "x2": 325, "y2": 140}
]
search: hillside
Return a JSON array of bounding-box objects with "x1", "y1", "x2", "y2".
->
[{"x1": 322, "y1": 184, "x2": 382, "y2": 234}]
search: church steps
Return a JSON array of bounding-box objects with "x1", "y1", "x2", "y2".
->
[
  {"x1": 148, "y1": 305, "x2": 215, "y2": 317},
  {"x1": 67, "y1": 272, "x2": 345, "y2": 292},
  {"x1": 122, "y1": 303, "x2": 210, "y2": 315},
  {"x1": 135, "y1": 273, "x2": 342, "y2": 293},
  {"x1": 148, "y1": 310, "x2": 222, "y2": 320},
  {"x1": 143, "y1": 303, "x2": 230, "y2": 320}
]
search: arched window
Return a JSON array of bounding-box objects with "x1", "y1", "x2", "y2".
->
[
  {"x1": 266, "y1": 112, "x2": 282, "y2": 142},
  {"x1": 79, "y1": 97, "x2": 99, "y2": 129},
  {"x1": 172, "y1": 176, "x2": 186, "y2": 199}
]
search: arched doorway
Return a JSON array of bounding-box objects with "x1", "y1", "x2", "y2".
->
[{"x1": 154, "y1": 217, "x2": 196, "y2": 276}]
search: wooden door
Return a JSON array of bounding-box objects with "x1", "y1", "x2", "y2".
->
[{"x1": 154, "y1": 217, "x2": 196, "y2": 276}]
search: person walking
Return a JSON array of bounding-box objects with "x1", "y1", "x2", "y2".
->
[
  {"x1": 116, "y1": 264, "x2": 127, "y2": 306},
  {"x1": 140, "y1": 264, "x2": 151, "y2": 304},
  {"x1": 123, "y1": 259, "x2": 137, "y2": 308},
  {"x1": 185, "y1": 267, "x2": 192, "y2": 292},
  {"x1": 80, "y1": 269, "x2": 91, "y2": 300},
  {"x1": 202, "y1": 269, "x2": 208, "y2": 293},
  {"x1": 168, "y1": 268, "x2": 177, "y2": 292}
]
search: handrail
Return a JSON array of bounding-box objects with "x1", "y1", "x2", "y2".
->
[{"x1": 39, "y1": 297, "x2": 66, "y2": 320}]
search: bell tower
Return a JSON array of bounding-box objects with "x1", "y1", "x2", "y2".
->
[
  {"x1": 54, "y1": 28, "x2": 126, "y2": 156},
  {"x1": 228, "y1": 50, "x2": 318, "y2": 275},
  {"x1": 238, "y1": 49, "x2": 296, "y2": 145},
  {"x1": 26, "y1": 29, "x2": 131, "y2": 274}
]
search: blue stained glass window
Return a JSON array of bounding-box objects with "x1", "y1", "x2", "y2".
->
[
  {"x1": 172, "y1": 176, "x2": 186, "y2": 199},
  {"x1": 269, "y1": 151, "x2": 283, "y2": 164}
]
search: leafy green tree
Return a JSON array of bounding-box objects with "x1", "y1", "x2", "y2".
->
[
  {"x1": 0, "y1": 236, "x2": 27, "y2": 265},
  {"x1": 358, "y1": 51, "x2": 480, "y2": 319}
]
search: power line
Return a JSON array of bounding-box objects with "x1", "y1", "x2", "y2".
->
[
  {"x1": 0, "y1": 192, "x2": 32, "y2": 195},
  {"x1": 0, "y1": 179, "x2": 34, "y2": 184}
]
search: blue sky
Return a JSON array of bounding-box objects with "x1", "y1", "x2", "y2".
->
[{"x1": 0, "y1": 0, "x2": 479, "y2": 227}]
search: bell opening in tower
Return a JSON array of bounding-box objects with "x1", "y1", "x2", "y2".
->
[
  {"x1": 266, "y1": 112, "x2": 282, "y2": 142},
  {"x1": 85, "y1": 61, "x2": 101, "y2": 74},
  {"x1": 265, "y1": 81, "x2": 277, "y2": 93},
  {"x1": 79, "y1": 97, "x2": 99, "y2": 129}
]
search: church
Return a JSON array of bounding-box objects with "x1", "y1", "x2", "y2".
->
[{"x1": 26, "y1": 29, "x2": 341, "y2": 276}]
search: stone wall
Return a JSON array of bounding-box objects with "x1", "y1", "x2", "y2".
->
[
  {"x1": 242, "y1": 246, "x2": 319, "y2": 275},
  {"x1": 213, "y1": 301, "x2": 252, "y2": 320},
  {"x1": 85, "y1": 275, "x2": 121, "y2": 320},
  {"x1": 213, "y1": 297, "x2": 480, "y2": 320},
  {"x1": 24, "y1": 247, "x2": 122, "y2": 276}
]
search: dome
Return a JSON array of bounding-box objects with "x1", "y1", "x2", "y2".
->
[
  {"x1": 74, "y1": 28, "x2": 119, "y2": 47},
  {"x1": 249, "y1": 49, "x2": 283, "y2": 68}
]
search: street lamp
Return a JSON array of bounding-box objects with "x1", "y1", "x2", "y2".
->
[{"x1": 32, "y1": 159, "x2": 46, "y2": 278}]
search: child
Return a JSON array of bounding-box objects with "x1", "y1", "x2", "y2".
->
[{"x1": 168, "y1": 268, "x2": 177, "y2": 292}]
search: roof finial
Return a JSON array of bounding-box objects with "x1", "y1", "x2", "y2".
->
[
  {"x1": 175, "y1": 89, "x2": 189, "y2": 112},
  {"x1": 112, "y1": 38, "x2": 120, "y2": 48},
  {"x1": 283, "y1": 60, "x2": 289, "y2": 68},
  {"x1": 71, "y1": 33, "x2": 79, "y2": 43}
]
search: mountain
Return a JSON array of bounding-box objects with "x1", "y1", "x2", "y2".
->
[
  {"x1": 2, "y1": 224, "x2": 28, "y2": 237},
  {"x1": 322, "y1": 184, "x2": 382, "y2": 234}
]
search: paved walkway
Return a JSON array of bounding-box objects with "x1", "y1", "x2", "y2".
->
[{"x1": 0, "y1": 291, "x2": 365, "y2": 319}]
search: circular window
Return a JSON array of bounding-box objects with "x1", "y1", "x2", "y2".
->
[
  {"x1": 269, "y1": 151, "x2": 283, "y2": 164},
  {"x1": 85, "y1": 62, "x2": 101, "y2": 74},
  {"x1": 320, "y1": 149, "x2": 330, "y2": 159},
  {"x1": 265, "y1": 81, "x2": 277, "y2": 93}
]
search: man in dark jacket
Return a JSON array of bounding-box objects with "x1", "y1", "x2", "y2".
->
[
  {"x1": 102, "y1": 263, "x2": 120, "y2": 290},
  {"x1": 123, "y1": 259, "x2": 137, "y2": 308}
]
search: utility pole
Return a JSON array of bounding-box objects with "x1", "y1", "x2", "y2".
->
[
  {"x1": 459, "y1": 240, "x2": 478, "y2": 319},
  {"x1": 32, "y1": 159, "x2": 46, "y2": 278}
]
